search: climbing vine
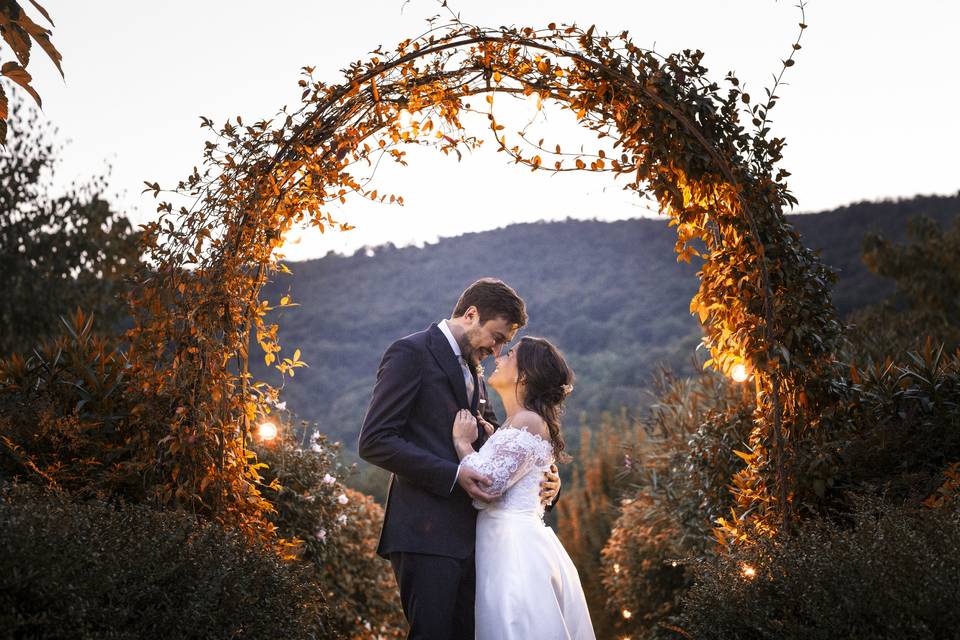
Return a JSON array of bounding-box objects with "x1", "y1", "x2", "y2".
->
[{"x1": 129, "y1": 7, "x2": 840, "y2": 547}]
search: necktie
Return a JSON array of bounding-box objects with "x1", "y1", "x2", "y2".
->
[{"x1": 459, "y1": 356, "x2": 475, "y2": 405}]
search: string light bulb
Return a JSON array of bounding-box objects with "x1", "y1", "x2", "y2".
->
[
  {"x1": 741, "y1": 563, "x2": 757, "y2": 578},
  {"x1": 397, "y1": 108, "x2": 413, "y2": 130},
  {"x1": 258, "y1": 421, "x2": 278, "y2": 442},
  {"x1": 622, "y1": 609, "x2": 633, "y2": 620},
  {"x1": 731, "y1": 363, "x2": 749, "y2": 382}
]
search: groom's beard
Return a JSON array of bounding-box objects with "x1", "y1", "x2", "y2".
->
[
  {"x1": 460, "y1": 329, "x2": 491, "y2": 368},
  {"x1": 462, "y1": 345, "x2": 492, "y2": 370},
  {"x1": 461, "y1": 345, "x2": 479, "y2": 368}
]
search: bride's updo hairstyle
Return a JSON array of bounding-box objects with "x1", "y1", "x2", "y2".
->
[{"x1": 515, "y1": 337, "x2": 574, "y2": 463}]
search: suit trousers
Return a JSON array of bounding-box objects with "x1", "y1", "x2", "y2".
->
[{"x1": 390, "y1": 550, "x2": 476, "y2": 640}]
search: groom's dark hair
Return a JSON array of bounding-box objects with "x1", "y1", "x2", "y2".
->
[{"x1": 452, "y1": 278, "x2": 528, "y2": 327}]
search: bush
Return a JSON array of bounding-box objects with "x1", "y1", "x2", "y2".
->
[
  {"x1": 601, "y1": 493, "x2": 690, "y2": 638},
  {"x1": 0, "y1": 483, "x2": 336, "y2": 640},
  {"x1": 601, "y1": 347, "x2": 960, "y2": 639},
  {"x1": 0, "y1": 310, "x2": 140, "y2": 498},
  {"x1": 601, "y1": 369, "x2": 754, "y2": 639},
  {"x1": 794, "y1": 342, "x2": 960, "y2": 516},
  {"x1": 555, "y1": 410, "x2": 642, "y2": 638},
  {"x1": 676, "y1": 498, "x2": 960, "y2": 640},
  {"x1": 254, "y1": 424, "x2": 406, "y2": 639},
  {"x1": 0, "y1": 313, "x2": 405, "y2": 637}
]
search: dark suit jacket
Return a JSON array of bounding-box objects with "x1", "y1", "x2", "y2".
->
[{"x1": 358, "y1": 323, "x2": 500, "y2": 559}]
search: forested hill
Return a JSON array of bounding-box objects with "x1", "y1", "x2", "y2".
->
[{"x1": 257, "y1": 193, "x2": 959, "y2": 448}]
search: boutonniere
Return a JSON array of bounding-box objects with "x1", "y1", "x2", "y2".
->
[{"x1": 475, "y1": 362, "x2": 485, "y2": 378}]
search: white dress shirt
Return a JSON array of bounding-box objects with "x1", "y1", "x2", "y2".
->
[{"x1": 438, "y1": 319, "x2": 476, "y2": 402}]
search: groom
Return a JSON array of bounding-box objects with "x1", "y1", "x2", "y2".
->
[{"x1": 358, "y1": 278, "x2": 561, "y2": 639}]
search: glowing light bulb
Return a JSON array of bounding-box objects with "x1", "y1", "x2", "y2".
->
[
  {"x1": 613, "y1": 563, "x2": 621, "y2": 574},
  {"x1": 527, "y1": 91, "x2": 542, "y2": 111},
  {"x1": 258, "y1": 421, "x2": 278, "y2": 442},
  {"x1": 741, "y1": 563, "x2": 756, "y2": 578},
  {"x1": 622, "y1": 609, "x2": 632, "y2": 620},
  {"x1": 731, "y1": 363, "x2": 749, "y2": 382},
  {"x1": 397, "y1": 108, "x2": 413, "y2": 130},
  {"x1": 671, "y1": 560, "x2": 678, "y2": 567}
]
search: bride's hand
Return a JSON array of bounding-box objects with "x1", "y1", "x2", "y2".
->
[
  {"x1": 476, "y1": 414, "x2": 495, "y2": 437},
  {"x1": 540, "y1": 463, "x2": 561, "y2": 507},
  {"x1": 452, "y1": 409, "x2": 479, "y2": 444}
]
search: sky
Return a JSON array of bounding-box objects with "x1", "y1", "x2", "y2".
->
[{"x1": 21, "y1": 0, "x2": 960, "y2": 260}]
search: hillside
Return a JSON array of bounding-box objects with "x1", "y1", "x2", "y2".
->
[{"x1": 257, "y1": 193, "x2": 959, "y2": 455}]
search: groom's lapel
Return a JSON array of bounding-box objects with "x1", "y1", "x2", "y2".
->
[{"x1": 426, "y1": 323, "x2": 470, "y2": 409}]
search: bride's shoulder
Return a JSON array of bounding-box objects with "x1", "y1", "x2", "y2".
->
[{"x1": 504, "y1": 410, "x2": 548, "y2": 439}]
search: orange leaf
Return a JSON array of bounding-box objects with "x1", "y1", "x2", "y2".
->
[{"x1": 1, "y1": 61, "x2": 41, "y2": 106}]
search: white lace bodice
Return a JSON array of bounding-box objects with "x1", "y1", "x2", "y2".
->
[{"x1": 460, "y1": 426, "x2": 554, "y2": 515}]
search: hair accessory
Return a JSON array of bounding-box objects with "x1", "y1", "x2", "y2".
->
[{"x1": 561, "y1": 383, "x2": 574, "y2": 396}]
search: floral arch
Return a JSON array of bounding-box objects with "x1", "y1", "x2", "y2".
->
[{"x1": 128, "y1": 15, "x2": 841, "y2": 547}]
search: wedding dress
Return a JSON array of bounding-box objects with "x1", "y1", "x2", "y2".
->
[{"x1": 461, "y1": 426, "x2": 596, "y2": 640}]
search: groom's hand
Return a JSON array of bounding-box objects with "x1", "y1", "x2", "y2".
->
[
  {"x1": 458, "y1": 467, "x2": 496, "y2": 503},
  {"x1": 540, "y1": 464, "x2": 561, "y2": 506}
]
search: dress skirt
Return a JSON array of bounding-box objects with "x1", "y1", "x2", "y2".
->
[{"x1": 474, "y1": 508, "x2": 596, "y2": 640}]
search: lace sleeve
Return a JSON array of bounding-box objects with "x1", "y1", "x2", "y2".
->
[{"x1": 460, "y1": 427, "x2": 550, "y2": 496}]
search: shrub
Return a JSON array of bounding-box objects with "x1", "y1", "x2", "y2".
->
[
  {"x1": 601, "y1": 369, "x2": 754, "y2": 638},
  {"x1": 0, "y1": 314, "x2": 404, "y2": 637},
  {"x1": 601, "y1": 493, "x2": 690, "y2": 638},
  {"x1": 0, "y1": 483, "x2": 336, "y2": 640},
  {"x1": 254, "y1": 425, "x2": 405, "y2": 639},
  {"x1": 0, "y1": 310, "x2": 140, "y2": 498},
  {"x1": 555, "y1": 410, "x2": 641, "y2": 637},
  {"x1": 0, "y1": 309, "x2": 282, "y2": 543},
  {"x1": 601, "y1": 346, "x2": 960, "y2": 639},
  {"x1": 793, "y1": 342, "x2": 960, "y2": 517},
  {"x1": 676, "y1": 498, "x2": 960, "y2": 640}
]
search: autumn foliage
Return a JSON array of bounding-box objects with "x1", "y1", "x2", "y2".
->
[
  {"x1": 600, "y1": 369, "x2": 754, "y2": 638},
  {"x1": 112, "y1": 7, "x2": 843, "y2": 557},
  {"x1": 555, "y1": 411, "x2": 641, "y2": 637},
  {"x1": 597, "y1": 220, "x2": 960, "y2": 636},
  {"x1": 0, "y1": 1, "x2": 62, "y2": 143},
  {"x1": 8, "y1": 3, "x2": 942, "y2": 637}
]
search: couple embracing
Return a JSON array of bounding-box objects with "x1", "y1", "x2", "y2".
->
[{"x1": 359, "y1": 278, "x2": 595, "y2": 639}]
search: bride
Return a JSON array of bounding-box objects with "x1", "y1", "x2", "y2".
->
[{"x1": 452, "y1": 336, "x2": 596, "y2": 640}]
